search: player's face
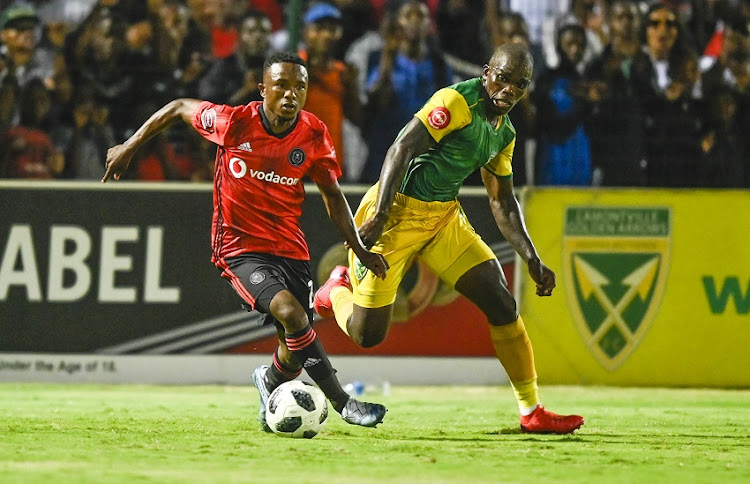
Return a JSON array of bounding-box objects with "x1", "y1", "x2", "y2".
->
[
  {"x1": 260, "y1": 62, "x2": 308, "y2": 121},
  {"x1": 481, "y1": 53, "x2": 531, "y2": 116}
]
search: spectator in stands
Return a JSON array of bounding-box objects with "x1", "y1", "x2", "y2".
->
[
  {"x1": 360, "y1": 0, "x2": 452, "y2": 182},
  {"x1": 0, "y1": 78, "x2": 64, "y2": 179},
  {"x1": 486, "y1": 10, "x2": 545, "y2": 82},
  {"x1": 629, "y1": 2, "x2": 704, "y2": 187},
  {"x1": 437, "y1": 0, "x2": 485, "y2": 66},
  {"x1": 584, "y1": 0, "x2": 645, "y2": 186},
  {"x1": 543, "y1": 0, "x2": 606, "y2": 71},
  {"x1": 504, "y1": 0, "x2": 565, "y2": 53},
  {"x1": 199, "y1": 9, "x2": 273, "y2": 105},
  {"x1": 174, "y1": 0, "x2": 223, "y2": 98},
  {"x1": 330, "y1": 0, "x2": 377, "y2": 61},
  {"x1": 701, "y1": 16, "x2": 749, "y2": 96},
  {"x1": 59, "y1": 85, "x2": 116, "y2": 180},
  {"x1": 700, "y1": 16, "x2": 750, "y2": 186},
  {"x1": 0, "y1": 2, "x2": 71, "y2": 122},
  {"x1": 299, "y1": 3, "x2": 362, "y2": 177},
  {"x1": 67, "y1": 9, "x2": 138, "y2": 140},
  {"x1": 701, "y1": 85, "x2": 745, "y2": 187},
  {"x1": 146, "y1": 0, "x2": 191, "y2": 106},
  {"x1": 345, "y1": 11, "x2": 392, "y2": 101},
  {"x1": 533, "y1": 18, "x2": 593, "y2": 186},
  {"x1": 0, "y1": 62, "x2": 19, "y2": 132}
]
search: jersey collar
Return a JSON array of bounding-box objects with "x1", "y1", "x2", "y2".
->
[{"x1": 259, "y1": 104, "x2": 300, "y2": 139}]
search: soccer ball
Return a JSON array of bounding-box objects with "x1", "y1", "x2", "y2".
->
[{"x1": 265, "y1": 380, "x2": 328, "y2": 438}]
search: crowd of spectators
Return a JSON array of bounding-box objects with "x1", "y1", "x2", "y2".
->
[{"x1": 1, "y1": 0, "x2": 748, "y2": 187}]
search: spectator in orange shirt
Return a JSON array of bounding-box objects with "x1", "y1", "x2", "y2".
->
[{"x1": 299, "y1": 3, "x2": 362, "y2": 178}]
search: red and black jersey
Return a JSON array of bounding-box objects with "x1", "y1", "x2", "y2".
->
[{"x1": 191, "y1": 101, "x2": 341, "y2": 263}]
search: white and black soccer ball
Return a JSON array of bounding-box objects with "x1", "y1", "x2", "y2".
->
[{"x1": 265, "y1": 380, "x2": 328, "y2": 438}]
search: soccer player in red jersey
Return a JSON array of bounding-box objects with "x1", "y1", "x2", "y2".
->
[{"x1": 102, "y1": 52, "x2": 389, "y2": 431}]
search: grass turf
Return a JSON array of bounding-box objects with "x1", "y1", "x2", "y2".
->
[{"x1": 0, "y1": 384, "x2": 748, "y2": 483}]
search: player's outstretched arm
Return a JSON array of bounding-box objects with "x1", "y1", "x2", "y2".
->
[
  {"x1": 102, "y1": 98, "x2": 202, "y2": 182},
  {"x1": 360, "y1": 118, "x2": 434, "y2": 248},
  {"x1": 317, "y1": 179, "x2": 389, "y2": 280},
  {"x1": 481, "y1": 168, "x2": 555, "y2": 296}
]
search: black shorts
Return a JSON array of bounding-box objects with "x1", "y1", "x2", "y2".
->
[{"x1": 218, "y1": 253, "x2": 314, "y2": 326}]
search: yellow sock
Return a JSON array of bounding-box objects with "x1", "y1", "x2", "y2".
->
[
  {"x1": 511, "y1": 378, "x2": 539, "y2": 415},
  {"x1": 330, "y1": 286, "x2": 353, "y2": 336},
  {"x1": 489, "y1": 316, "x2": 540, "y2": 414}
]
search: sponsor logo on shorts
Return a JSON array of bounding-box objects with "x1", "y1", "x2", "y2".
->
[
  {"x1": 427, "y1": 107, "x2": 450, "y2": 129},
  {"x1": 200, "y1": 108, "x2": 217, "y2": 132},
  {"x1": 249, "y1": 272, "x2": 265, "y2": 284},
  {"x1": 288, "y1": 147, "x2": 306, "y2": 166},
  {"x1": 303, "y1": 358, "x2": 321, "y2": 368}
]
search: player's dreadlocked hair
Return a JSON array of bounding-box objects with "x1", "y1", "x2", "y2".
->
[{"x1": 263, "y1": 52, "x2": 307, "y2": 73}]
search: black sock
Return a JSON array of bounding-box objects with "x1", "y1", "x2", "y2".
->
[
  {"x1": 266, "y1": 348, "x2": 302, "y2": 391},
  {"x1": 285, "y1": 324, "x2": 350, "y2": 412}
]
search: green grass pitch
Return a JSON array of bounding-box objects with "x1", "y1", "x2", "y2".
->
[{"x1": 1, "y1": 383, "x2": 748, "y2": 483}]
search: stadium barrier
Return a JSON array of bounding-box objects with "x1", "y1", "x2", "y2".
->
[
  {"x1": 518, "y1": 187, "x2": 750, "y2": 387},
  {"x1": 3, "y1": 182, "x2": 748, "y2": 387},
  {"x1": 0, "y1": 181, "x2": 509, "y2": 385}
]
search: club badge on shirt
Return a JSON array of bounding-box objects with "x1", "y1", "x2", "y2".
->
[
  {"x1": 428, "y1": 107, "x2": 451, "y2": 130},
  {"x1": 288, "y1": 148, "x2": 306, "y2": 167}
]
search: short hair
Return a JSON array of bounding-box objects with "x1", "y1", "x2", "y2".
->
[
  {"x1": 263, "y1": 52, "x2": 307, "y2": 73},
  {"x1": 489, "y1": 43, "x2": 534, "y2": 71},
  {"x1": 241, "y1": 8, "x2": 271, "y2": 25}
]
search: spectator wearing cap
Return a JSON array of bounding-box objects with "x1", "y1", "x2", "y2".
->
[
  {"x1": 0, "y1": 2, "x2": 71, "y2": 119},
  {"x1": 299, "y1": 2, "x2": 362, "y2": 180}
]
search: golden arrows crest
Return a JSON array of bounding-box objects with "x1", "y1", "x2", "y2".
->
[{"x1": 563, "y1": 207, "x2": 671, "y2": 370}]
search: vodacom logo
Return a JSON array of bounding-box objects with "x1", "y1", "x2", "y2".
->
[
  {"x1": 228, "y1": 158, "x2": 300, "y2": 185},
  {"x1": 229, "y1": 157, "x2": 247, "y2": 178}
]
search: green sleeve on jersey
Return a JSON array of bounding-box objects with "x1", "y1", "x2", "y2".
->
[{"x1": 414, "y1": 88, "x2": 472, "y2": 143}]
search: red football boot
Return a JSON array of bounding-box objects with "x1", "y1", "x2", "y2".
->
[
  {"x1": 520, "y1": 405, "x2": 584, "y2": 434},
  {"x1": 313, "y1": 266, "x2": 352, "y2": 318}
]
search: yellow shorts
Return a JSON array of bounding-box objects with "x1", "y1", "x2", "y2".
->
[{"x1": 350, "y1": 184, "x2": 496, "y2": 308}]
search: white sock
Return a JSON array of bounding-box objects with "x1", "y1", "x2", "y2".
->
[{"x1": 520, "y1": 403, "x2": 540, "y2": 416}]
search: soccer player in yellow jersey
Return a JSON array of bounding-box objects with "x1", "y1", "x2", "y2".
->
[{"x1": 315, "y1": 43, "x2": 584, "y2": 433}]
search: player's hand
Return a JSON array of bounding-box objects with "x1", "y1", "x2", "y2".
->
[
  {"x1": 358, "y1": 213, "x2": 388, "y2": 249},
  {"x1": 528, "y1": 257, "x2": 555, "y2": 297},
  {"x1": 102, "y1": 144, "x2": 134, "y2": 182},
  {"x1": 357, "y1": 250, "x2": 389, "y2": 280}
]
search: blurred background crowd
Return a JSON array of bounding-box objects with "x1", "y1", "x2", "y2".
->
[{"x1": 0, "y1": 0, "x2": 748, "y2": 187}]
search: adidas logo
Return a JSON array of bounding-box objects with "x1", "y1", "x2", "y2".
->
[
  {"x1": 303, "y1": 358, "x2": 321, "y2": 368},
  {"x1": 238, "y1": 142, "x2": 253, "y2": 152}
]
